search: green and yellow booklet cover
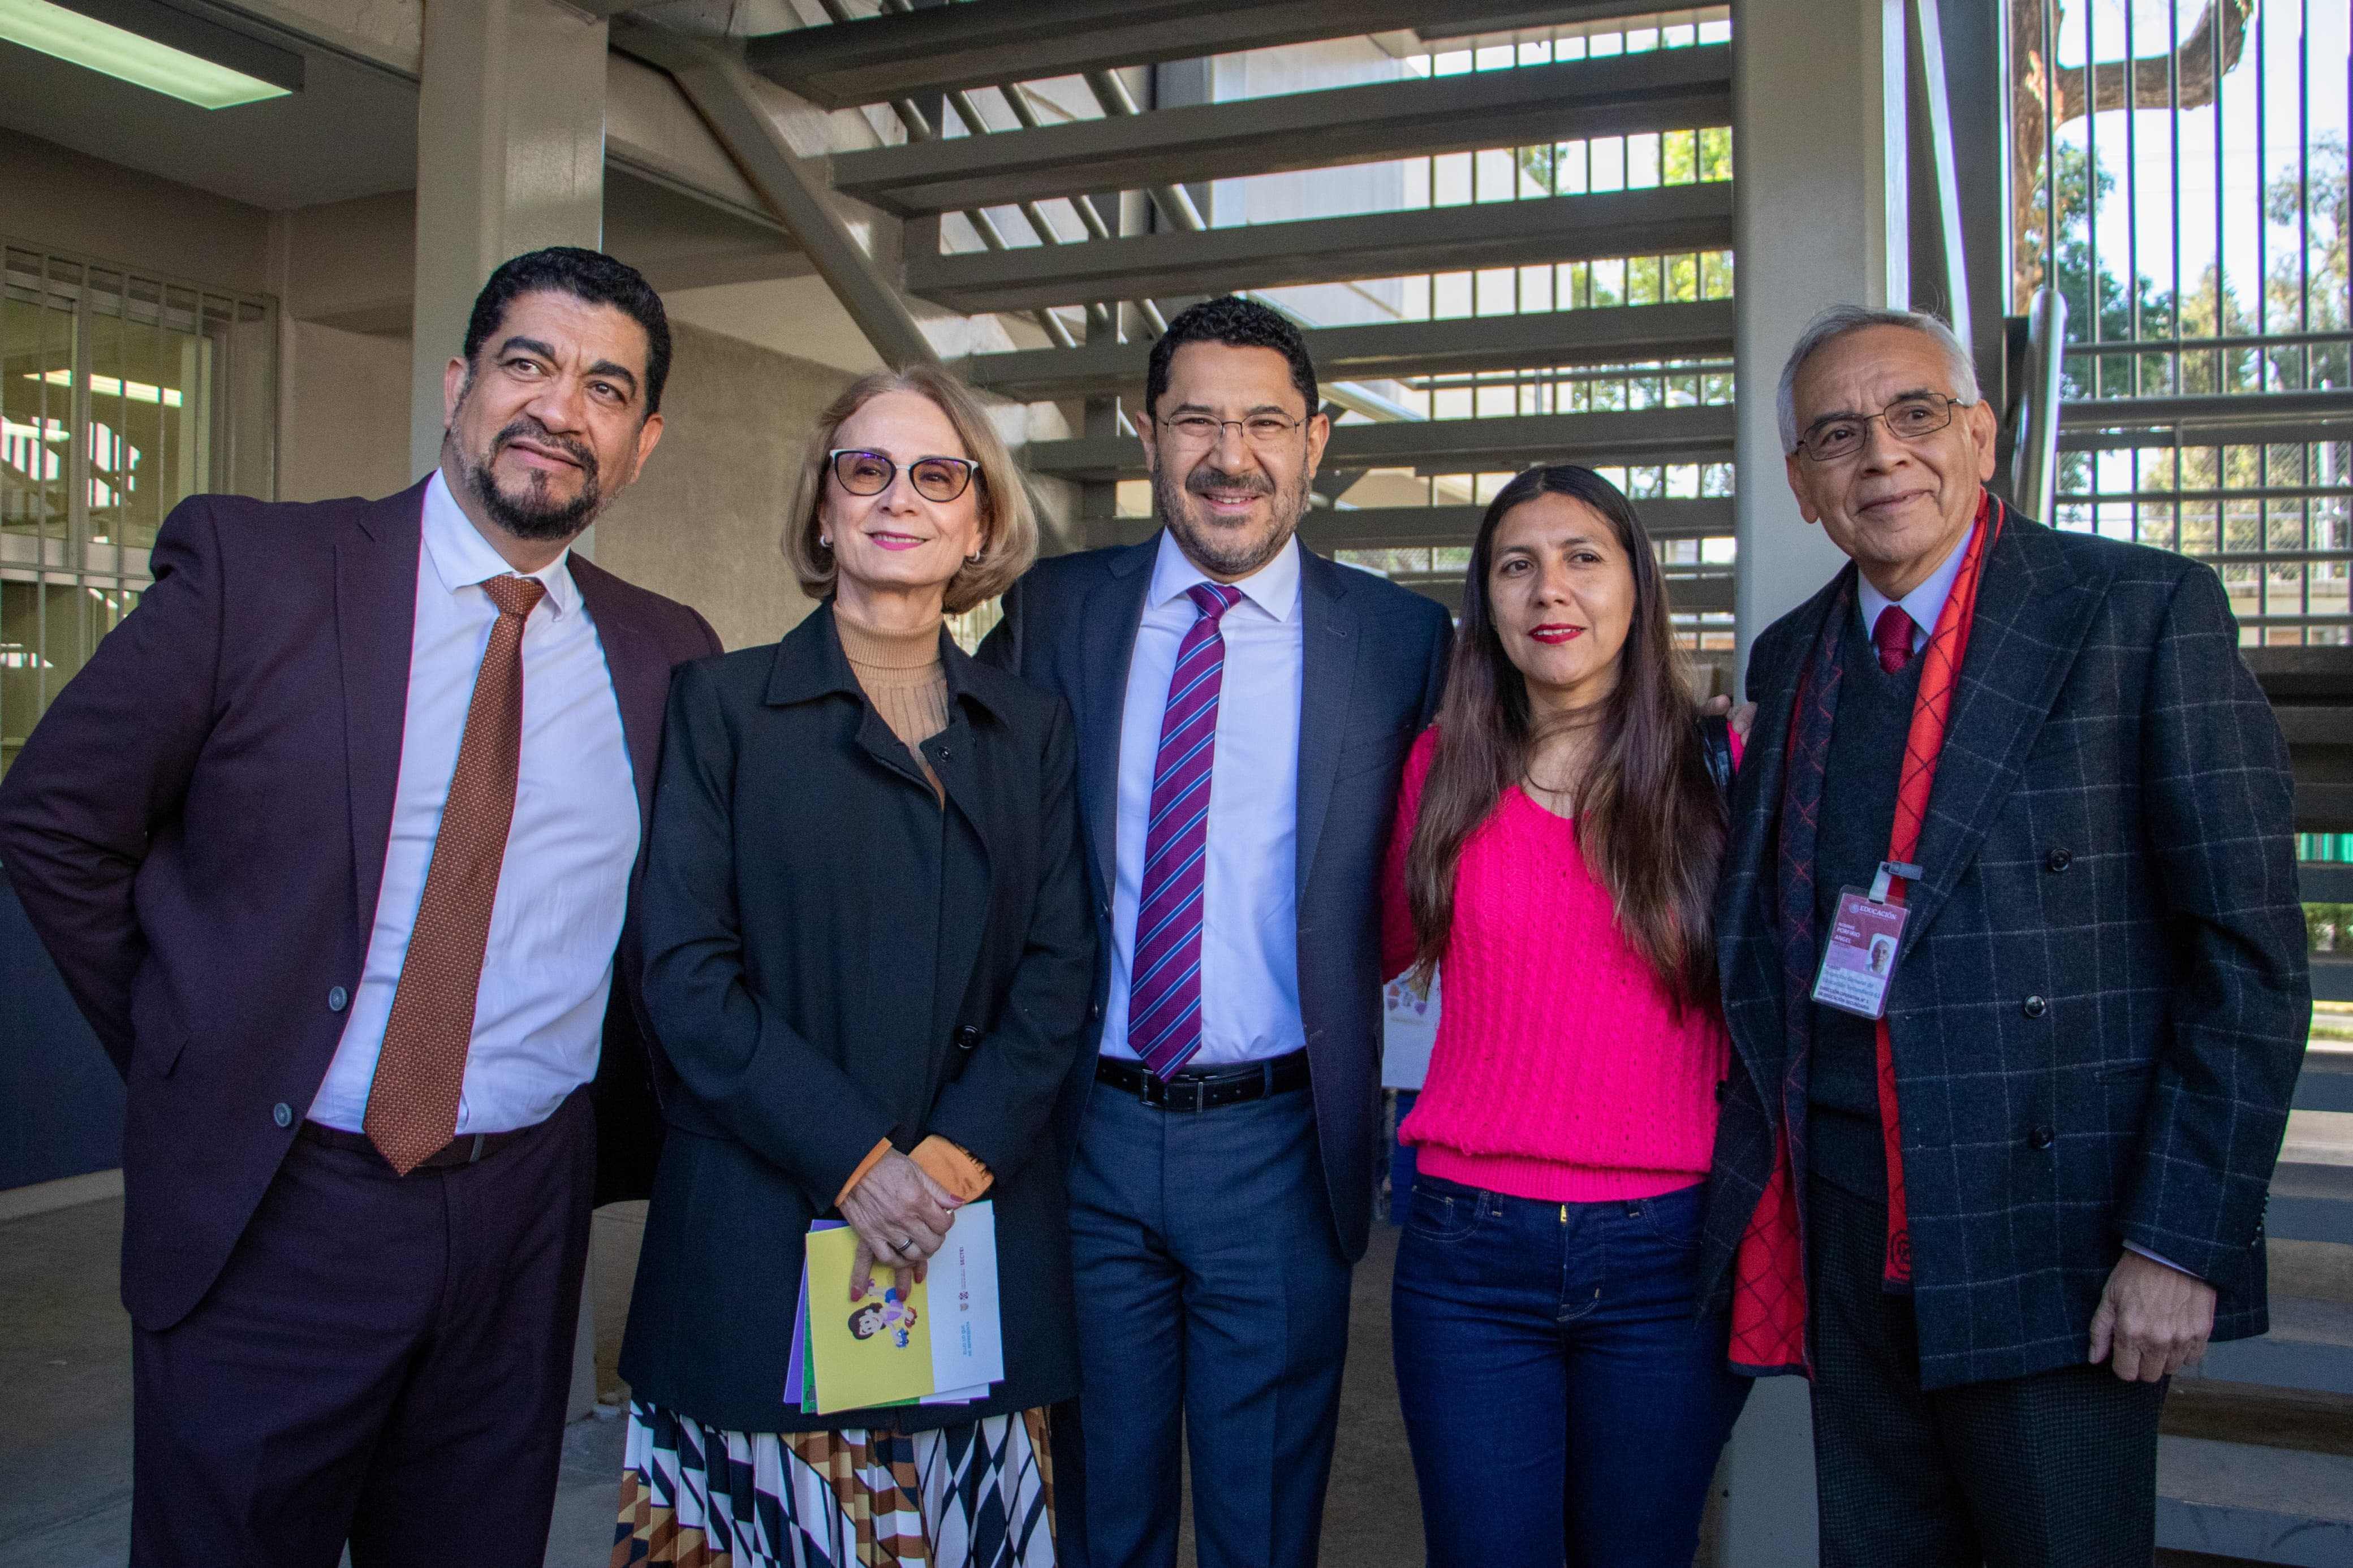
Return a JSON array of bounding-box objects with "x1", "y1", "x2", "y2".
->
[{"x1": 797, "y1": 1202, "x2": 1003, "y2": 1417}]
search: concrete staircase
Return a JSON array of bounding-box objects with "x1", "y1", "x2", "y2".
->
[
  {"x1": 2161, "y1": 1088, "x2": 2353, "y2": 1565},
  {"x1": 2151, "y1": 649, "x2": 2353, "y2": 1566}
]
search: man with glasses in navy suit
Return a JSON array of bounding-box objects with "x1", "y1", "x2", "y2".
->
[{"x1": 982, "y1": 296, "x2": 1451, "y2": 1568}]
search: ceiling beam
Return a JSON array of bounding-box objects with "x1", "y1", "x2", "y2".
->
[
  {"x1": 2054, "y1": 390, "x2": 2353, "y2": 452},
  {"x1": 831, "y1": 45, "x2": 1730, "y2": 218},
  {"x1": 1026, "y1": 403, "x2": 1735, "y2": 481},
  {"x1": 906, "y1": 182, "x2": 1733, "y2": 313},
  {"x1": 747, "y1": 0, "x2": 1653, "y2": 109},
  {"x1": 959, "y1": 300, "x2": 1734, "y2": 401},
  {"x1": 613, "y1": 20, "x2": 937, "y2": 368}
]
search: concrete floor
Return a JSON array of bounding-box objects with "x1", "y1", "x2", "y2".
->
[
  {"x1": 5, "y1": 1187, "x2": 2322, "y2": 1567},
  {"x1": 0, "y1": 1193, "x2": 1427, "y2": 1568}
]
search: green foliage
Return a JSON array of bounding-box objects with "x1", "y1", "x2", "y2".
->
[
  {"x1": 2046, "y1": 132, "x2": 2349, "y2": 401},
  {"x1": 2307, "y1": 902, "x2": 2353, "y2": 954},
  {"x1": 2042, "y1": 126, "x2": 2348, "y2": 579}
]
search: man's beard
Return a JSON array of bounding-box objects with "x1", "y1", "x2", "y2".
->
[
  {"x1": 464, "y1": 418, "x2": 604, "y2": 542},
  {"x1": 1152, "y1": 457, "x2": 1311, "y2": 579}
]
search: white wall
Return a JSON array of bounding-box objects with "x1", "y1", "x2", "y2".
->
[{"x1": 0, "y1": 129, "x2": 272, "y2": 296}]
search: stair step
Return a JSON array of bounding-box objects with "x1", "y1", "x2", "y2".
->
[
  {"x1": 2187, "y1": 1296, "x2": 2353, "y2": 1397},
  {"x1": 2157, "y1": 1436, "x2": 2353, "y2": 1565},
  {"x1": 2298, "y1": 1046, "x2": 2353, "y2": 1114},
  {"x1": 2271, "y1": 1157, "x2": 2353, "y2": 1247},
  {"x1": 2313, "y1": 962, "x2": 2353, "y2": 1008}
]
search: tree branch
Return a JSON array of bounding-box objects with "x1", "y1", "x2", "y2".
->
[{"x1": 2050, "y1": 0, "x2": 2253, "y2": 122}]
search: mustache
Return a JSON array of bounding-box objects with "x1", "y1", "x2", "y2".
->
[
  {"x1": 1186, "y1": 465, "x2": 1273, "y2": 497},
  {"x1": 494, "y1": 418, "x2": 598, "y2": 478}
]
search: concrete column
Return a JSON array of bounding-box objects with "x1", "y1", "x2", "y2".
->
[
  {"x1": 1721, "y1": 4, "x2": 1908, "y2": 1565},
  {"x1": 407, "y1": 0, "x2": 610, "y2": 484},
  {"x1": 406, "y1": 2, "x2": 609, "y2": 1413},
  {"x1": 1732, "y1": 0, "x2": 1909, "y2": 675}
]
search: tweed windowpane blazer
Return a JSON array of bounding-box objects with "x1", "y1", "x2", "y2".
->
[{"x1": 1700, "y1": 508, "x2": 2310, "y2": 1392}]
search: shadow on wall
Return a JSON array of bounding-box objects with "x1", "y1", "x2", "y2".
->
[
  {"x1": 0, "y1": 873, "x2": 120, "y2": 1190},
  {"x1": 591, "y1": 319, "x2": 850, "y2": 652}
]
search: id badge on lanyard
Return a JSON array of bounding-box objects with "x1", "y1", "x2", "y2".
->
[{"x1": 1811, "y1": 861, "x2": 1922, "y2": 1021}]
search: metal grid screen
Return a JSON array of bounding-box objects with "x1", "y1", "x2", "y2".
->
[
  {"x1": 1, "y1": 242, "x2": 275, "y2": 772},
  {"x1": 2015, "y1": 1, "x2": 2351, "y2": 643}
]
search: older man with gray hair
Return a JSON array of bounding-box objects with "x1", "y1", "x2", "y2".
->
[{"x1": 1697, "y1": 305, "x2": 2308, "y2": 1565}]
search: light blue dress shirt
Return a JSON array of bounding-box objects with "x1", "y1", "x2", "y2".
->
[
  {"x1": 1855, "y1": 516, "x2": 1976, "y2": 654},
  {"x1": 309, "y1": 472, "x2": 640, "y2": 1136},
  {"x1": 1100, "y1": 530, "x2": 1307, "y2": 1066}
]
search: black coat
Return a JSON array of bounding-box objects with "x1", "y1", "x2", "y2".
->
[
  {"x1": 1700, "y1": 509, "x2": 2309, "y2": 1392},
  {"x1": 617, "y1": 603, "x2": 1097, "y2": 1434}
]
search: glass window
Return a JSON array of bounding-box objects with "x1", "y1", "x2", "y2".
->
[{"x1": 1, "y1": 243, "x2": 274, "y2": 774}]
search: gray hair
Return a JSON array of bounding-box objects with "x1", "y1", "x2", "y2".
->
[{"x1": 1775, "y1": 305, "x2": 1980, "y2": 455}]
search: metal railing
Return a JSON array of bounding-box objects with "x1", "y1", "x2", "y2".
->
[
  {"x1": 1, "y1": 243, "x2": 275, "y2": 772},
  {"x1": 2012, "y1": 287, "x2": 2070, "y2": 521}
]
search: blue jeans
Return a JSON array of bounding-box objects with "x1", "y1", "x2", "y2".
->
[{"x1": 1390, "y1": 1175, "x2": 1751, "y2": 1568}]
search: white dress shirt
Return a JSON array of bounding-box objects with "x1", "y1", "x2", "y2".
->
[
  {"x1": 1100, "y1": 530, "x2": 1306, "y2": 1066},
  {"x1": 309, "y1": 471, "x2": 640, "y2": 1135}
]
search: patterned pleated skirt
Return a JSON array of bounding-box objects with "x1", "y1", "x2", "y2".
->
[{"x1": 611, "y1": 1399, "x2": 1056, "y2": 1568}]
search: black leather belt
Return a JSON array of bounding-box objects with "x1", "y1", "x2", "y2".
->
[
  {"x1": 299, "y1": 1120, "x2": 535, "y2": 1170},
  {"x1": 1095, "y1": 1049, "x2": 1309, "y2": 1112}
]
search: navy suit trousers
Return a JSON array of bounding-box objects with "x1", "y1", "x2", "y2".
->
[{"x1": 1065, "y1": 1078, "x2": 1351, "y2": 1568}]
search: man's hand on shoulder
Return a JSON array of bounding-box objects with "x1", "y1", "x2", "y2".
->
[
  {"x1": 2088, "y1": 1250, "x2": 2217, "y2": 1381},
  {"x1": 1699, "y1": 693, "x2": 1758, "y2": 742}
]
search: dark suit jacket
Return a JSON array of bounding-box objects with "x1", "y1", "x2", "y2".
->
[
  {"x1": 1700, "y1": 508, "x2": 2309, "y2": 1391},
  {"x1": 0, "y1": 480, "x2": 719, "y2": 1332},
  {"x1": 979, "y1": 535, "x2": 1453, "y2": 1263},
  {"x1": 617, "y1": 604, "x2": 1096, "y2": 1433}
]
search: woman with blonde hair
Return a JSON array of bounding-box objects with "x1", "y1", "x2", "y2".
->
[{"x1": 611, "y1": 364, "x2": 1095, "y2": 1567}]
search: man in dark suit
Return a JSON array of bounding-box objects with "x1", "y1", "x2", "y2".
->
[
  {"x1": 0, "y1": 247, "x2": 719, "y2": 1567},
  {"x1": 1702, "y1": 305, "x2": 2308, "y2": 1566},
  {"x1": 981, "y1": 296, "x2": 1451, "y2": 1567}
]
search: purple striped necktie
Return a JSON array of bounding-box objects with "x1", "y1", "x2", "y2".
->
[{"x1": 1128, "y1": 581, "x2": 1244, "y2": 1078}]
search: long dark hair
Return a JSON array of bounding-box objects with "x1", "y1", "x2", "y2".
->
[{"x1": 1404, "y1": 465, "x2": 1728, "y2": 1012}]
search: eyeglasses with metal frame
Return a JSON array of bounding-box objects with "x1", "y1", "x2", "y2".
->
[
  {"x1": 1792, "y1": 393, "x2": 1975, "y2": 463},
  {"x1": 828, "y1": 448, "x2": 979, "y2": 503},
  {"x1": 1154, "y1": 412, "x2": 1309, "y2": 449}
]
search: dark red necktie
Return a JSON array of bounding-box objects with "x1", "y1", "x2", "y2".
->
[{"x1": 1872, "y1": 604, "x2": 1916, "y2": 675}]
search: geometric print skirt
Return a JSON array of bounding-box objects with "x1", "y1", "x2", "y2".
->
[{"x1": 611, "y1": 1399, "x2": 1057, "y2": 1568}]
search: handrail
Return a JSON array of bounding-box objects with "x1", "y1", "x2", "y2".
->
[
  {"x1": 2011, "y1": 286, "x2": 2068, "y2": 520},
  {"x1": 1906, "y1": 0, "x2": 1972, "y2": 351}
]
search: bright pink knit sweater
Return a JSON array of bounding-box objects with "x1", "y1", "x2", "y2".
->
[{"x1": 1380, "y1": 728, "x2": 1732, "y2": 1203}]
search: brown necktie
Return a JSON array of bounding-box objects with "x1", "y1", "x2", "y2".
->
[{"x1": 364, "y1": 573, "x2": 546, "y2": 1174}]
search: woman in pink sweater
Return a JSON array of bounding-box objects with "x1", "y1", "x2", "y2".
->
[{"x1": 1380, "y1": 464, "x2": 1748, "y2": 1567}]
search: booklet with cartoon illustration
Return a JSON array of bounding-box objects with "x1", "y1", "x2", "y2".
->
[{"x1": 787, "y1": 1201, "x2": 1003, "y2": 1416}]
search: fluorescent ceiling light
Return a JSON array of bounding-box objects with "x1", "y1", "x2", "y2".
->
[
  {"x1": 0, "y1": 0, "x2": 301, "y2": 109},
  {"x1": 24, "y1": 368, "x2": 186, "y2": 407}
]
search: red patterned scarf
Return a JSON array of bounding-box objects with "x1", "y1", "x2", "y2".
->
[{"x1": 1729, "y1": 490, "x2": 2000, "y2": 1372}]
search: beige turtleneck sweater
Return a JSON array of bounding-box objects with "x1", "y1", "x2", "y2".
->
[
  {"x1": 829, "y1": 598, "x2": 993, "y2": 1207},
  {"x1": 834, "y1": 601, "x2": 951, "y2": 801}
]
